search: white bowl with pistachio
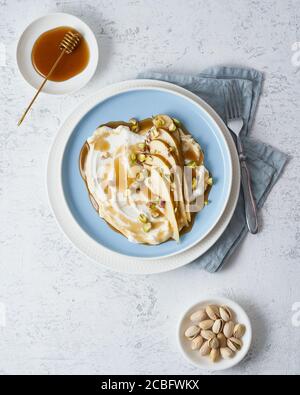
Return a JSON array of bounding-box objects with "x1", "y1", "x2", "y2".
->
[{"x1": 178, "y1": 297, "x2": 252, "y2": 371}]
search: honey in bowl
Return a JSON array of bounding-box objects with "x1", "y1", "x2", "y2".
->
[{"x1": 31, "y1": 26, "x2": 90, "y2": 82}]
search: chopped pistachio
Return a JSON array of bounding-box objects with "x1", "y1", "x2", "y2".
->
[
  {"x1": 131, "y1": 124, "x2": 139, "y2": 132},
  {"x1": 129, "y1": 118, "x2": 138, "y2": 125},
  {"x1": 159, "y1": 200, "x2": 166, "y2": 208},
  {"x1": 129, "y1": 152, "x2": 136, "y2": 162},
  {"x1": 187, "y1": 161, "x2": 197, "y2": 169},
  {"x1": 137, "y1": 153, "x2": 146, "y2": 163},
  {"x1": 138, "y1": 214, "x2": 148, "y2": 223},
  {"x1": 138, "y1": 143, "x2": 146, "y2": 150},
  {"x1": 151, "y1": 209, "x2": 160, "y2": 218},
  {"x1": 172, "y1": 118, "x2": 181, "y2": 126},
  {"x1": 207, "y1": 177, "x2": 213, "y2": 186},
  {"x1": 143, "y1": 222, "x2": 152, "y2": 233},
  {"x1": 169, "y1": 123, "x2": 177, "y2": 132},
  {"x1": 192, "y1": 177, "x2": 197, "y2": 190},
  {"x1": 130, "y1": 153, "x2": 137, "y2": 164},
  {"x1": 151, "y1": 128, "x2": 160, "y2": 139},
  {"x1": 153, "y1": 116, "x2": 165, "y2": 128},
  {"x1": 204, "y1": 200, "x2": 209, "y2": 206}
]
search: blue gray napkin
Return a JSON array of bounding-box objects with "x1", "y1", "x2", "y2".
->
[{"x1": 139, "y1": 67, "x2": 288, "y2": 272}]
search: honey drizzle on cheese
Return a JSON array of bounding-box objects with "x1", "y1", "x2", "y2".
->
[{"x1": 79, "y1": 118, "x2": 211, "y2": 244}]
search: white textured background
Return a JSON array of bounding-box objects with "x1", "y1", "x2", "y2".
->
[{"x1": 0, "y1": 0, "x2": 300, "y2": 375}]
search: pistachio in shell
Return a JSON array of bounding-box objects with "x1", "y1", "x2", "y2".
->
[
  {"x1": 227, "y1": 337, "x2": 243, "y2": 352},
  {"x1": 206, "y1": 305, "x2": 220, "y2": 320},
  {"x1": 199, "y1": 341, "x2": 211, "y2": 356},
  {"x1": 220, "y1": 347, "x2": 235, "y2": 359},
  {"x1": 212, "y1": 319, "x2": 224, "y2": 334},
  {"x1": 191, "y1": 336, "x2": 203, "y2": 351},
  {"x1": 185, "y1": 325, "x2": 200, "y2": 340},
  {"x1": 223, "y1": 321, "x2": 235, "y2": 338},
  {"x1": 210, "y1": 348, "x2": 221, "y2": 363},
  {"x1": 199, "y1": 320, "x2": 214, "y2": 330},
  {"x1": 208, "y1": 337, "x2": 220, "y2": 350},
  {"x1": 200, "y1": 330, "x2": 216, "y2": 340},
  {"x1": 233, "y1": 323, "x2": 246, "y2": 339},
  {"x1": 190, "y1": 309, "x2": 207, "y2": 323},
  {"x1": 217, "y1": 333, "x2": 227, "y2": 348},
  {"x1": 219, "y1": 305, "x2": 232, "y2": 322}
]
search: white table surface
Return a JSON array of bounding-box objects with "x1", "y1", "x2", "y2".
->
[{"x1": 0, "y1": 0, "x2": 299, "y2": 375}]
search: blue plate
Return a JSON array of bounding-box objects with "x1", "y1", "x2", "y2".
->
[{"x1": 62, "y1": 88, "x2": 232, "y2": 259}]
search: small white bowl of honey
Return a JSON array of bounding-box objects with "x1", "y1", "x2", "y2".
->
[{"x1": 16, "y1": 13, "x2": 99, "y2": 95}]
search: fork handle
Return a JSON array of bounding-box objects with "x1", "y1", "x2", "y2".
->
[{"x1": 237, "y1": 138, "x2": 259, "y2": 234}]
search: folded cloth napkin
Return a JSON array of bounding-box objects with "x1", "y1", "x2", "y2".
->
[{"x1": 139, "y1": 67, "x2": 288, "y2": 272}]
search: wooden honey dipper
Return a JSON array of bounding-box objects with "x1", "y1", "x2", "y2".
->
[{"x1": 18, "y1": 30, "x2": 81, "y2": 126}]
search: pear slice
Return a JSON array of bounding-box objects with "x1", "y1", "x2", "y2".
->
[
  {"x1": 144, "y1": 154, "x2": 186, "y2": 226},
  {"x1": 178, "y1": 128, "x2": 204, "y2": 165},
  {"x1": 149, "y1": 139, "x2": 179, "y2": 167},
  {"x1": 143, "y1": 153, "x2": 172, "y2": 176},
  {"x1": 148, "y1": 167, "x2": 179, "y2": 242},
  {"x1": 152, "y1": 128, "x2": 183, "y2": 165},
  {"x1": 152, "y1": 129, "x2": 192, "y2": 221},
  {"x1": 178, "y1": 128, "x2": 205, "y2": 221},
  {"x1": 148, "y1": 140, "x2": 189, "y2": 227}
]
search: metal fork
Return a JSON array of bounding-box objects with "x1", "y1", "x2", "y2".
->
[{"x1": 224, "y1": 82, "x2": 258, "y2": 234}]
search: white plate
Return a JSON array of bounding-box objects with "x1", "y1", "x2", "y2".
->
[
  {"x1": 16, "y1": 13, "x2": 99, "y2": 95},
  {"x1": 47, "y1": 79, "x2": 240, "y2": 274},
  {"x1": 178, "y1": 297, "x2": 252, "y2": 371}
]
